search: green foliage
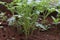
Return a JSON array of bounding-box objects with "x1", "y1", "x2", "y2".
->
[
  {"x1": 0, "y1": 0, "x2": 39, "y2": 39},
  {"x1": 15, "y1": 5, "x2": 39, "y2": 38},
  {"x1": 0, "y1": 12, "x2": 7, "y2": 21},
  {"x1": 36, "y1": 0, "x2": 58, "y2": 24},
  {"x1": 0, "y1": 0, "x2": 60, "y2": 39},
  {"x1": 51, "y1": 16, "x2": 60, "y2": 24}
]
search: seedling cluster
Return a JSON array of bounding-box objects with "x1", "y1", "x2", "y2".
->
[{"x1": 0, "y1": 0, "x2": 60, "y2": 39}]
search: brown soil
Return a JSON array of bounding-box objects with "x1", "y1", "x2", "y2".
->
[{"x1": 0, "y1": 25, "x2": 60, "y2": 40}]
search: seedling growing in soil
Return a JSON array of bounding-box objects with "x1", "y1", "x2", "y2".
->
[
  {"x1": 0, "y1": 0, "x2": 60, "y2": 39},
  {"x1": 35, "y1": 0, "x2": 58, "y2": 30},
  {"x1": 51, "y1": 16, "x2": 60, "y2": 33},
  {"x1": 13, "y1": 1, "x2": 39, "y2": 40},
  {"x1": 36, "y1": 0, "x2": 57, "y2": 23},
  {"x1": 0, "y1": 12, "x2": 7, "y2": 28},
  {"x1": 0, "y1": 0, "x2": 39, "y2": 39}
]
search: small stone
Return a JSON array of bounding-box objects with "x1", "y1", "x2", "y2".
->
[
  {"x1": 7, "y1": 39, "x2": 10, "y2": 40},
  {"x1": 45, "y1": 39, "x2": 48, "y2": 40},
  {"x1": 46, "y1": 35, "x2": 49, "y2": 36},
  {"x1": 11, "y1": 37, "x2": 15, "y2": 40},
  {"x1": 4, "y1": 28, "x2": 7, "y2": 31}
]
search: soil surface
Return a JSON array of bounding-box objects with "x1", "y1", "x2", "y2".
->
[{"x1": 0, "y1": 25, "x2": 60, "y2": 40}]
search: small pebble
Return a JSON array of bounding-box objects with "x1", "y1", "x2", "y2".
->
[
  {"x1": 46, "y1": 35, "x2": 49, "y2": 36},
  {"x1": 45, "y1": 39, "x2": 48, "y2": 40},
  {"x1": 7, "y1": 39, "x2": 11, "y2": 40},
  {"x1": 11, "y1": 37, "x2": 15, "y2": 40}
]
